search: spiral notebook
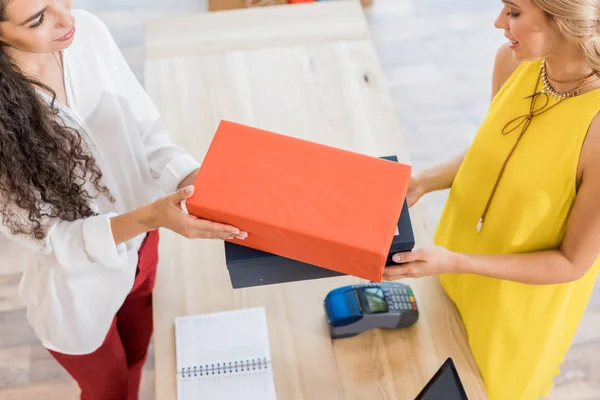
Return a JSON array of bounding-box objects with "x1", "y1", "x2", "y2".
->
[{"x1": 175, "y1": 307, "x2": 277, "y2": 400}]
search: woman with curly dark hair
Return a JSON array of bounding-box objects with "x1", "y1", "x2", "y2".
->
[{"x1": 0, "y1": 1, "x2": 247, "y2": 398}]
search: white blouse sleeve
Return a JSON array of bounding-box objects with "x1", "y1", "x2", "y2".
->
[
  {"x1": 0, "y1": 210, "x2": 127, "y2": 272},
  {"x1": 92, "y1": 13, "x2": 201, "y2": 195}
]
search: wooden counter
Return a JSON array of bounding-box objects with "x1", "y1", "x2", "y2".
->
[{"x1": 143, "y1": 1, "x2": 487, "y2": 399}]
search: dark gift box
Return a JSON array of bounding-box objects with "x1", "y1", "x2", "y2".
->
[{"x1": 224, "y1": 155, "x2": 415, "y2": 288}]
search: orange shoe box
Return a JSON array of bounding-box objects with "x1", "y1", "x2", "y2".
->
[{"x1": 185, "y1": 120, "x2": 411, "y2": 282}]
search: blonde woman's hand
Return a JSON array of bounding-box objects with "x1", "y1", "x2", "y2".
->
[
  {"x1": 383, "y1": 246, "x2": 461, "y2": 280},
  {"x1": 406, "y1": 175, "x2": 427, "y2": 208}
]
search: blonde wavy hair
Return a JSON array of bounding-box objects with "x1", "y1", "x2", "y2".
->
[{"x1": 532, "y1": 0, "x2": 600, "y2": 71}]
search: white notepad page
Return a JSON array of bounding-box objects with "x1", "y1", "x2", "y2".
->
[{"x1": 175, "y1": 307, "x2": 277, "y2": 400}]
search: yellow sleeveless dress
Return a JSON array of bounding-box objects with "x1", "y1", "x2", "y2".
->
[{"x1": 434, "y1": 59, "x2": 600, "y2": 399}]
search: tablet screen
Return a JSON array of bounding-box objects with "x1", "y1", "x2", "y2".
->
[{"x1": 414, "y1": 358, "x2": 469, "y2": 400}]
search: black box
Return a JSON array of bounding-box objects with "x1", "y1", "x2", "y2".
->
[{"x1": 224, "y1": 155, "x2": 415, "y2": 288}]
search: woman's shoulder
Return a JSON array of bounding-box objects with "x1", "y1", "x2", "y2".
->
[
  {"x1": 489, "y1": 44, "x2": 541, "y2": 109},
  {"x1": 68, "y1": 10, "x2": 118, "y2": 55},
  {"x1": 580, "y1": 111, "x2": 600, "y2": 175},
  {"x1": 72, "y1": 9, "x2": 112, "y2": 35},
  {"x1": 492, "y1": 43, "x2": 522, "y2": 96}
]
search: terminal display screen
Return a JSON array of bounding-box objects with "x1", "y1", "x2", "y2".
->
[{"x1": 356, "y1": 287, "x2": 388, "y2": 314}]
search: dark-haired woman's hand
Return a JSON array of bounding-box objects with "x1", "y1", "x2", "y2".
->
[{"x1": 142, "y1": 185, "x2": 247, "y2": 241}]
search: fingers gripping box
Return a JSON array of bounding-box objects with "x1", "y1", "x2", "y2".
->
[{"x1": 224, "y1": 194, "x2": 415, "y2": 288}]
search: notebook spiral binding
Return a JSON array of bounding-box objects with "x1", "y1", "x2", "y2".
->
[{"x1": 179, "y1": 357, "x2": 270, "y2": 379}]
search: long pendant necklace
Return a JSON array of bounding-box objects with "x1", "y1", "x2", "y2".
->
[{"x1": 476, "y1": 61, "x2": 597, "y2": 233}]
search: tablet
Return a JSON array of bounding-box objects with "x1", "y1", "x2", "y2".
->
[{"x1": 414, "y1": 358, "x2": 469, "y2": 400}]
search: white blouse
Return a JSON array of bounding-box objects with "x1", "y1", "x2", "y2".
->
[{"x1": 0, "y1": 9, "x2": 201, "y2": 354}]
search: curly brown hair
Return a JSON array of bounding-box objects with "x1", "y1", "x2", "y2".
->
[{"x1": 0, "y1": 11, "x2": 113, "y2": 240}]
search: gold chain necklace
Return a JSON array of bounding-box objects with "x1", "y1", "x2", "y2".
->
[{"x1": 540, "y1": 60, "x2": 596, "y2": 100}]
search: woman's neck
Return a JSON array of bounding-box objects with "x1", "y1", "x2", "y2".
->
[
  {"x1": 3, "y1": 47, "x2": 55, "y2": 78},
  {"x1": 544, "y1": 50, "x2": 599, "y2": 94}
]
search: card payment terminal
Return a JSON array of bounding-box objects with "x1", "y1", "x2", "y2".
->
[{"x1": 324, "y1": 282, "x2": 418, "y2": 339}]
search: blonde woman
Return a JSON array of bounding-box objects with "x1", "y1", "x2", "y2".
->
[{"x1": 386, "y1": 0, "x2": 600, "y2": 398}]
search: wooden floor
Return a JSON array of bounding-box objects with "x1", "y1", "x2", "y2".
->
[{"x1": 1, "y1": 0, "x2": 599, "y2": 399}]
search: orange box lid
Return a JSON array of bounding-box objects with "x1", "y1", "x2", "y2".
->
[{"x1": 186, "y1": 120, "x2": 412, "y2": 282}]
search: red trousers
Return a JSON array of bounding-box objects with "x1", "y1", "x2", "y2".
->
[{"x1": 48, "y1": 230, "x2": 159, "y2": 400}]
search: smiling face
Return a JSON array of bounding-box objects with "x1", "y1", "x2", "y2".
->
[
  {"x1": 494, "y1": 0, "x2": 564, "y2": 61},
  {"x1": 0, "y1": 0, "x2": 75, "y2": 54}
]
